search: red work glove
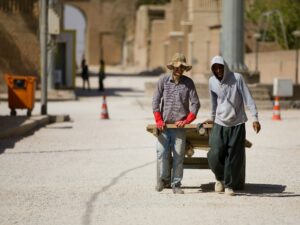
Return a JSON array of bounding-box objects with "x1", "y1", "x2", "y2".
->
[
  {"x1": 175, "y1": 112, "x2": 196, "y2": 128},
  {"x1": 154, "y1": 112, "x2": 165, "y2": 130}
]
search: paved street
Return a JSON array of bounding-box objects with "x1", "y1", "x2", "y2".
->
[{"x1": 0, "y1": 73, "x2": 300, "y2": 225}]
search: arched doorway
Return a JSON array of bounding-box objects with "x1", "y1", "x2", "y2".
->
[{"x1": 64, "y1": 4, "x2": 87, "y2": 68}]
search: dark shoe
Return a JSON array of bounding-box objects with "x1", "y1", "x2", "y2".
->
[
  {"x1": 155, "y1": 182, "x2": 164, "y2": 192},
  {"x1": 172, "y1": 187, "x2": 184, "y2": 194},
  {"x1": 155, "y1": 180, "x2": 171, "y2": 192},
  {"x1": 164, "y1": 182, "x2": 171, "y2": 189}
]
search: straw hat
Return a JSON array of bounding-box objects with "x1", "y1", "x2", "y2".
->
[{"x1": 166, "y1": 53, "x2": 192, "y2": 71}]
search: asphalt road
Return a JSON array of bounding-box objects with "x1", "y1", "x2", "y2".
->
[{"x1": 0, "y1": 74, "x2": 299, "y2": 225}]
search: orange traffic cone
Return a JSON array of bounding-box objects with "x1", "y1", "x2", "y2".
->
[
  {"x1": 101, "y1": 95, "x2": 109, "y2": 119},
  {"x1": 272, "y1": 96, "x2": 281, "y2": 121}
]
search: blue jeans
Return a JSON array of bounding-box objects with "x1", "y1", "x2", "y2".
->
[{"x1": 156, "y1": 128, "x2": 186, "y2": 187}]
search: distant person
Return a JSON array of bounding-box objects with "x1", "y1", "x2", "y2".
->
[
  {"x1": 81, "y1": 59, "x2": 90, "y2": 90},
  {"x1": 98, "y1": 59, "x2": 106, "y2": 91},
  {"x1": 206, "y1": 55, "x2": 261, "y2": 196},
  {"x1": 152, "y1": 53, "x2": 200, "y2": 194}
]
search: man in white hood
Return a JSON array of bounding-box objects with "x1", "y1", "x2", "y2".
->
[{"x1": 207, "y1": 56, "x2": 261, "y2": 196}]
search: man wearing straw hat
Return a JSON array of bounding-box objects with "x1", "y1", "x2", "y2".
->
[{"x1": 152, "y1": 53, "x2": 200, "y2": 194}]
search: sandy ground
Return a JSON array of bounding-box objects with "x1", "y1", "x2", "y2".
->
[{"x1": 0, "y1": 74, "x2": 299, "y2": 225}]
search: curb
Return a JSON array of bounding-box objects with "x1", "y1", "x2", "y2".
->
[{"x1": 0, "y1": 114, "x2": 71, "y2": 139}]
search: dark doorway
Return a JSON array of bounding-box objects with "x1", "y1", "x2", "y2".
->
[{"x1": 55, "y1": 42, "x2": 66, "y2": 86}]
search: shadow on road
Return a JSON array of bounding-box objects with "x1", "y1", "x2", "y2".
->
[
  {"x1": 74, "y1": 87, "x2": 143, "y2": 98},
  {"x1": 86, "y1": 69, "x2": 162, "y2": 78},
  {"x1": 0, "y1": 116, "x2": 33, "y2": 154},
  {"x1": 236, "y1": 183, "x2": 300, "y2": 197},
  {"x1": 197, "y1": 182, "x2": 299, "y2": 197},
  {"x1": 0, "y1": 129, "x2": 36, "y2": 154},
  {"x1": 75, "y1": 71, "x2": 150, "y2": 98}
]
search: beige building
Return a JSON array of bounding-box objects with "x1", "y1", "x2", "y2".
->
[
  {"x1": 134, "y1": 0, "x2": 222, "y2": 81},
  {"x1": 65, "y1": 0, "x2": 123, "y2": 65},
  {"x1": 134, "y1": 0, "x2": 299, "y2": 85}
]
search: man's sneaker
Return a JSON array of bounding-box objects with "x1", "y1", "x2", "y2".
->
[
  {"x1": 214, "y1": 180, "x2": 224, "y2": 192},
  {"x1": 225, "y1": 188, "x2": 235, "y2": 196},
  {"x1": 172, "y1": 187, "x2": 184, "y2": 194}
]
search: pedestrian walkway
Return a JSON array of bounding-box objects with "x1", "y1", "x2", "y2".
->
[
  {"x1": 0, "y1": 115, "x2": 49, "y2": 139},
  {"x1": 0, "y1": 114, "x2": 71, "y2": 139},
  {"x1": 0, "y1": 89, "x2": 77, "y2": 102},
  {"x1": 0, "y1": 89, "x2": 74, "y2": 139}
]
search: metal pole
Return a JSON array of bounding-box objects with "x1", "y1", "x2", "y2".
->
[
  {"x1": 221, "y1": 0, "x2": 246, "y2": 71},
  {"x1": 206, "y1": 40, "x2": 210, "y2": 70},
  {"x1": 254, "y1": 34, "x2": 261, "y2": 72},
  {"x1": 40, "y1": 0, "x2": 48, "y2": 115},
  {"x1": 48, "y1": 0, "x2": 55, "y2": 89},
  {"x1": 292, "y1": 31, "x2": 300, "y2": 84},
  {"x1": 164, "y1": 42, "x2": 169, "y2": 66},
  {"x1": 190, "y1": 40, "x2": 194, "y2": 68},
  {"x1": 255, "y1": 39, "x2": 258, "y2": 71},
  {"x1": 296, "y1": 37, "x2": 299, "y2": 84},
  {"x1": 100, "y1": 34, "x2": 103, "y2": 60},
  {"x1": 178, "y1": 39, "x2": 183, "y2": 53}
]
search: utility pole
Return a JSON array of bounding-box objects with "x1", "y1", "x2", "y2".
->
[
  {"x1": 40, "y1": 0, "x2": 48, "y2": 115},
  {"x1": 221, "y1": 0, "x2": 247, "y2": 72},
  {"x1": 254, "y1": 33, "x2": 261, "y2": 72},
  {"x1": 292, "y1": 30, "x2": 300, "y2": 84}
]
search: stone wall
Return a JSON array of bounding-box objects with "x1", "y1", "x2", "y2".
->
[
  {"x1": 0, "y1": 8, "x2": 40, "y2": 93},
  {"x1": 245, "y1": 50, "x2": 299, "y2": 84},
  {"x1": 150, "y1": 20, "x2": 166, "y2": 69}
]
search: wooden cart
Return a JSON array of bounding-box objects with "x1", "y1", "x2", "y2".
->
[{"x1": 146, "y1": 124, "x2": 252, "y2": 189}]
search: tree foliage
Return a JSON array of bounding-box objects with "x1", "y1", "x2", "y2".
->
[{"x1": 247, "y1": 0, "x2": 300, "y2": 49}]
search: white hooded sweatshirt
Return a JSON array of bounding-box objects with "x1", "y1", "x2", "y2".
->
[{"x1": 209, "y1": 56, "x2": 258, "y2": 127}]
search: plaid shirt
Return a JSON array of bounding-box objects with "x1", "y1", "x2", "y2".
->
[{"x1": 152, "y1": 74, "x2": 200, "y2": 123}]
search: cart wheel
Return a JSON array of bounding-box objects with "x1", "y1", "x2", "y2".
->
[
  {"x1": 234, "y1": 155, "x2": 246, "y2": 190},
  {"x1": 27, "y1": 109, "x2": 32, "y2": 117},
  {"x1": 10, "y1": 109, "x2": 17, "y2": 116}
]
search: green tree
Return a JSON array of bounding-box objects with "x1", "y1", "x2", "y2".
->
[{"x1": 247, "y1": 0, "x2": 300, "y2": 49}]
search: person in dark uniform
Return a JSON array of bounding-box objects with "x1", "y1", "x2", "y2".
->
[
  {"x1": 98, "y1": 59, "x2": 106, "y2": 91},
  {"x1": 81, "y1": 59, "x2": 90, "y2": 90}
]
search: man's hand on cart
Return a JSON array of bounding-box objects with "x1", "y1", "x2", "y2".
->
[
  {"x1": 175, "y1": 120, "x2": 187, "y2": 127},
  {"x1": 175, "y1": 112, "x2": 196, "y2": 127},
  {"x1": 156, "y1": 120, "x2": 166, "y2": 130},
  {"x1": 154, "y1": 111, "x2": 166, "y2": 131},
  {"x1": 203, "y1": 119, "x2": 214, "y2": 125}
]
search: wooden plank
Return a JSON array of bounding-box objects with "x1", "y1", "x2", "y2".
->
[
  {"x1": 146, "y1": 124, "x2": 211, "y2": 138},
  {"x1": 146, "y1": 123, "x2": 213, "y2": 131},
  {"x1": 146, "y1": 123, "x2": 252, "y2": 148}
]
